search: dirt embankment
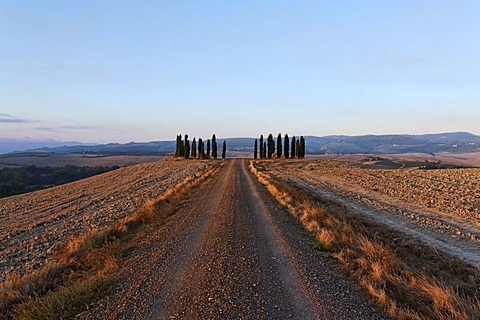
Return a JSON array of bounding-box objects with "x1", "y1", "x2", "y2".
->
[
  {"x1": 266, "y1": 160, "x2": 480, "y2": 266},
  {"x1": 0, "y1": 159, "x2": 214, "y2": 281}
]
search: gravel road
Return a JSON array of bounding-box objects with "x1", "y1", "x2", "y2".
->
[{"x1": 83, "y1": 159, "x2": 383, "y2": 319}]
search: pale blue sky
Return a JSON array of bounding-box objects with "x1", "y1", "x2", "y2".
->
[{"x1": 1, "y1": 1, "x2": 479, "y2": 143}]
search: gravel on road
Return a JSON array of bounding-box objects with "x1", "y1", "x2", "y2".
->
[{"x1": 82, "y1": 159, "x2": 383, "y2": 319}]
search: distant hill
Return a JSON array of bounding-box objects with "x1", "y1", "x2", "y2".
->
[
  {"x1": 2, "y1": 132, "x2": 479, "y2": 155},
  {"x1": 0, "y1": 139, "x2": 88, "y2": 154},
  {"x1": 305, "y1": 132, "x2": 480, "y2": 154},
  {"x1": 225, "y1": 132, "x2": 480, "y2": 155},
  {"x1": 407, "y1": 132, "x2": 479, "y2": 142},
  {"x1": 31, "y1": 141, "x2": 176, "y2": 156}
]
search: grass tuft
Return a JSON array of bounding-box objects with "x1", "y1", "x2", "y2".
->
[
  {"x1": 1, "y1": 264, "x2": 67, "y2": 319},
  {"x1": 12, "y1": 277, "x2": 113, "y2": 320}
]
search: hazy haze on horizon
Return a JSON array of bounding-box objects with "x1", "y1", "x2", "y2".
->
[{"x1": 1, "y1": 1, "x2": 479, "y2": 143}]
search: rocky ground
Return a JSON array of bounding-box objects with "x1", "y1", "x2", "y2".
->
[
  {"x1": 277, "y1": 160, "x2": 480, "y2": 220},
  {"x1": 0, "y1": 159, "x2": 213, "y2": 282},
  {"x1": 266, "y1": 159, "x2": 480, "y2": 266}
]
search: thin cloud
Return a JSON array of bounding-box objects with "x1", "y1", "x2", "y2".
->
[
  {"x1": 0, "y1": 113, "x2": 32, "y2": 123},
  {"x1": 36, "y1": 127, "x2": 57, "y2": 132},
  {"x1": 36, "y1": 125, "x2": 94, "y2": 132},
  {"x1": 60, "y1": 125, "x2": 94, "y2": 130}
]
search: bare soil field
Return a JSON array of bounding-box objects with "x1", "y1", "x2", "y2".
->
[
  {"x1": 265, "y1": 159, "x2": 480, "y2": 265},
  {"x1": 389, "y1": 152, "x2": 480, "y2": 167},
  {"x1": 0, "y1": 159, "x2": 214, "y2": 282},
  {"x1": 311, "y1": 151, "x2": 480, "y2": 167},
  {"x1": 3, "y1": 159, "x2": 382, "y2": 319},
  {"x1": 4, "y1": 157, "x2": 478, "y2": 318},
  {"x1": 0, "y1": 153, "x2": 164, "y2": 169}
]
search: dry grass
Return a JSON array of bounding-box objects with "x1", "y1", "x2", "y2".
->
[
  {"x1": 250, "y1": 160, "x2": 480, "y2": 320},
  {"x1": 1, "y1": 162, "x2": 221, "y2": 319},
  {"x1": 1, "y1": 264, "x2": 67, "y2": 319},
  {"x1": 11, "y1": 277, "x2": 113, "y2": 320}
]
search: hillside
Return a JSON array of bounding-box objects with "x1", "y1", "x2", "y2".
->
[
  {"x1": 3, "y1": 132, "x2": 479, "y2": 156},
  {"x1": 305, "y1": 132, "x2": 480, "y2": 154},
  {"x1": 3, "y1": 158, "x2": 479, "y2": 319},
  {"x1": 0, "y1": 159, "x2": 215, "y2": 281}
]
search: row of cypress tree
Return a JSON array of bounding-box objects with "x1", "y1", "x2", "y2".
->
[
  {"x1": 254, "y1": 134, "x2": 305, "y2": 159},
  {"x1": 175, "y1": 134, "x2": 226, "y2": 159}
]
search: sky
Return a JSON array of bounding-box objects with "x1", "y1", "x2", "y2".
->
[{"x1": 1, "y1": 0, "x2": 480, "y2": 143}]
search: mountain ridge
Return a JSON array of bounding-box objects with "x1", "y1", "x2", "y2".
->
[{"x1": 2, "y1": 132, "x2": 479, "y2": 155}]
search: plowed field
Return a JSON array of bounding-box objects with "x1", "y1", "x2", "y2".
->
[
  {"x1": 281, "y1": 160, "x2": 480, "y2": 219},
  {"x1": 0, "y1": 159, "x2": 214, "y2": 281},
  {"x1": 265, "y1": 159, "x2": 480, "y2": 265}
]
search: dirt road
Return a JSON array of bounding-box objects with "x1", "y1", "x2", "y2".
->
[{"x1": 83, "y1": 159, "x2": 383, "y2": 319}]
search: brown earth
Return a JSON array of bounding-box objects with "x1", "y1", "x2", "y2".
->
[
  {"x1": 81, "y1": 159, "x2": 383, "y2": 319},
  {"x1": 12, "y1": 156, "x2": 477, "y2": 317},
  {"x1": 0, "y1": 153, "x2": 164, "y2": 168},
  {"x1": 0, "y1": 159, "x2": 213, "y2": 282},
  {"x1": 385, "y1": 152, "x2": 480, "y2": 167},
  {"x1": 310, "y1": 151, "x2": 480, "y2": 167},
  {"x1": 265, "y1": 159, "x2": 480, "y2": 266}
]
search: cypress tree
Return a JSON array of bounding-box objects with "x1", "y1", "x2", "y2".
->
[
  {"x1": 176, "y1": 134, "x2": 185, "y2": 157},
  {"x1": 180, "y1": 134, "x2": 183, "y2": 157},
  {"x1": 184, "y1": 134, "x2": 190, "y2": 159},
  {"x1": 300, "y1": 136, "x2": 305, "y2": 158},
  {"x1": 175, "y1": 135, "x2": 180, "y2": 157},
  {"x1": 263, "y1": 142, "x2": 267, "y2": 159},
  {"x1": 198, "y1": 138, "x2": 202, "y2": 159},
  {"x1": 259, "y1": 135, "x2": 264, "y2": 159},
  {"x1": 267, "y1": 134, "x2": 274, "y2": 159},
  {"x1": 207, "y1": 139, "x2": 211, "y2": 158},
  {"x1": 277, "y1": 133, "x2": 282, "y2": 158},
  {"x1": 254, "y1": 139, "x2": 258, "y2": 159},
  {"x1": 270, "y1": 135, "x2": 275, "y2": 158},
  {"x1": 284, "y1": 134, "x2": 289, "y2": 159},
  {"x1": 222, "y1": 140, "x2": 226, "y2": 159},
  {"x1": 212, "y1": 134, "x2": 217, "y2": 159},
  {"x1": 197, "y1": 139, "x2": 200, "y2": 159},
  {"x1": 296, "y1": 139, "x2": 300, "y2": 158},
  {"x1": 191, "y1": 138, "x2": 197, "y2": 159},
  {"x1": 198, "y1": 138, "x2": 204, "y2": 159},
  {"x1": 291, "y1": 136, "x2": 296, "y2": 158},
  {"x1": 267, "y1": 135, "x2": 271, "y2": 159}
]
